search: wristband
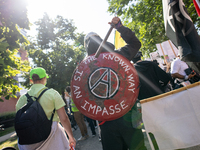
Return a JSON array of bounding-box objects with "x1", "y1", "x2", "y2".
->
[{"x1": 184, "y1": 75, "x2": 189, "y2": 80}]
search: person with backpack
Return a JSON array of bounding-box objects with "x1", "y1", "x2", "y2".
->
[{"x1": 15, "y1": 67, "x2": 76, "y2": 150}]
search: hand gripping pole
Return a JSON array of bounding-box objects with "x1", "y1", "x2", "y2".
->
[{"x1": 95, "y1": 24, "x2": 114, "y2": 58}]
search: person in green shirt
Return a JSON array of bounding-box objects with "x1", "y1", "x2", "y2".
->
[
  {"x1": 16, "y1": 67, "x2": 76, "y2": 150},
  {"x1": 65, "y1": 86, "x2": 89, "y2": 141}
]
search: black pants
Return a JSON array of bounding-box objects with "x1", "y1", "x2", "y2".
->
[
  {"x1": 100, "y1": 116, "x2": 147, "y2": 150},
  {"x1": 86, "y1": 117, "x2": 96, "y2": 135}
]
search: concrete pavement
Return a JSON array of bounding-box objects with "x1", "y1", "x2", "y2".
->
[
  {"x1": 0, "y1": 124, "x2": 151, "y2": 150},
  {"x1": 0, "y1": 132, "x2": 16, "y2": 143},
  {"x1": 72, "y1": 124, "x2": 103, "y2": 150},
  {"x1": 73, "y1": 124, "x2": 152, "y2": 150}
]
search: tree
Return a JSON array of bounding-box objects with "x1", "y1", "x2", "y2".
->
[
  {"x1": 0, "y1": 0, "x2": 31, "y2": 101},
  {"x1": 107, "y1": 0, "x2": 200, "y2": 57},
  {"x1": 25, "y1": 13, "x2": 85, "y2": 95}
]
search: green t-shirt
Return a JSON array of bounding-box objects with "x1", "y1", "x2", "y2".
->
[{"x1": 16, "y1": 84, "x2": 65, "y2": 122}]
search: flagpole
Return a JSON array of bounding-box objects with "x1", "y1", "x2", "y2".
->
[
  {"x1": 159, "y1": 43, "x2": 168, "y2": 65},
  {"x1": 168, "y1": 40, "x2": 177, "y2": 58},
  {"x1": 140, "y1": 81, "x2": 200, "y2": 104}
]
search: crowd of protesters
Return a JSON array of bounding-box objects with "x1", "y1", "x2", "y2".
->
[{"x1": 14, "y1": 16, "x2": 200, "y2": 150}]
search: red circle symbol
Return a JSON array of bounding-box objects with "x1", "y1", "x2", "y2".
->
[{"x1": 71, "y1": 52, "x2": 139, "y2": 121}]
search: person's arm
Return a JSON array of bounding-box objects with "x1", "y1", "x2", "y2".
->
[
  {"x1": 65, "y1": 92, "x2": 71, "y2": 98},
  {"x1": 16, "y1": 95, "x2": 27, "y2": 111},
  {"x1": 57, "y1": 107, "x2": 76, "y2": 148},
  {"x1": 171, "y1": 72, "x2": 196, "y2": 80},
  {"x1": 109, "y1": 17, "x2": 141, "y2": 60},
  {"x1": 166, "y1": 63, "x2": 171, "y2": 73},
  {"x1": 171, "y1": 73, "x2": 185, "y2": 79}
]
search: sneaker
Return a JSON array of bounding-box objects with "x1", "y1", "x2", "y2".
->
[
  {"x1": 78, "y1": 136, "x2": 87, "y2": 141},
  {"x1": 85, "y1": 134, "x2": 89, "y2": 138},
  {"x1": 92, "y1": 134, "x2": 96, "y2": 137}
]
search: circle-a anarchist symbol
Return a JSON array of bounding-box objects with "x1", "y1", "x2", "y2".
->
[
  {"x1": 71, "y1": 52, "x2": 139, "y2": 121},
  {"x1": 89, "y1": 67, "x2": 119, "y2": 99}
]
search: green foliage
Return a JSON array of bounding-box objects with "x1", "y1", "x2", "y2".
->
[
  {"x1": 24, "y1": 13, "x2": 86, "y2": 94},
  {"x1": 0, "y1": 44, "x2": 31, "y2": 101},
  {"x1": 0, "y1": 0, "x2": 31, "y2": 101},
  {"x1": 0, "y1": 111, "x2": 16, "y2": 121},
  {"x1": 0, "y1": 0, "x2": 30, "y2": 50},
  {"x1": 107, "y1": 0, "x2": 200, "y2": 57}
]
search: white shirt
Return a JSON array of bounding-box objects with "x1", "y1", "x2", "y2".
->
[{"x1": 170, "y1": 57, "x2": 189, "y2": 82}]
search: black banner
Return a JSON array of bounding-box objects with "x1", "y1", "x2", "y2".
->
[{"x1": 163, "y1": 0, "x2": 200, "y2": 63}]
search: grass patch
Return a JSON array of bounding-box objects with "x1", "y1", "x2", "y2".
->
[
  {"x1": 0, "y1": 136, "x2": 19, "y2": 150},
  {"x1": 0, "y1": 126, "x2": 15, "y2": 137}
]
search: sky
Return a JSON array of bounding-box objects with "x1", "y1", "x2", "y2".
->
[{"x1": 26, "y1": 0, "x2": 115, "y2": 43}]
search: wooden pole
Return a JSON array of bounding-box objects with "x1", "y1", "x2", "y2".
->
[
  {"x1": 95, "y1": 25, "x2": 114, "y2": 58},
  {"x1": 140, "y1": 81, "x2": 200, "y2": 104},
  {"x1": 160, "y1": 43, "x2": 168, "y2": 65},
  {"x1": 168, "y1": 40, "x2": 177, "y2": 58}
]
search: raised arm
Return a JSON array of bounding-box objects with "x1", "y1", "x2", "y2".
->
[{"x1": 109, "y1": 17, "x2": 141, "y2": 60}]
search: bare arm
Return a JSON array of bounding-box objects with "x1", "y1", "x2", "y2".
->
[
  {"x1": 171, "y1": 72, "x2": 196, "y2": 80},
  {"x1": 171, "y1": 73, "x2": 185, "y2": 79},
  {"x1": 65, "y1": 92, "x2": 71, "y2": 98},
  {"x1": 57, "y1": 107, "x2": 76, "y2": 148}
]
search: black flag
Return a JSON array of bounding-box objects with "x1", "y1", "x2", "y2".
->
[{"x1": 162, "y1": 0, "x2": 200, "y2": 72}]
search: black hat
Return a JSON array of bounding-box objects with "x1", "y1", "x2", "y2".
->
[
  {"x1": 132, "y1": 51, "x2": 143, "y2": 63},
  {"x1": 84, "y1": 32, "x2": 114, "y2": 55}
]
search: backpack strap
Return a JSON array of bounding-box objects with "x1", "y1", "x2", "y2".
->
[
  {"x1": 50, "y1": 109, "x2": 56, "y2": 121},
  {"x1": 25, "y1": 93, "x2": 34, "y2": 103},
  {"x1": 35, "y1": 88, "x2": 49, "y2": 101},
  {"x1": 36, "y1": 88, "x2": 56, "y2": 121},
  {"x1": 25, "y1": 88, "x2": 49, "y2": 102},
  {"x1": 25, "y1": 88, "x2": 55, "y2": 121}
]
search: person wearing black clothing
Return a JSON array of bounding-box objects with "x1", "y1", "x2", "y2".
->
[
  {"x1": 84, "y1": 17, "x2": 146, "y2": 150},
  {"x1": 132, "y1": 51, "x2": 171, "y2": 100},
  {"x1": 85, "y1": 117, "x2": 96, "y2": 137}
]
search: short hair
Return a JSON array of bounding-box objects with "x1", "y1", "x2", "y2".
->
[{"x1": 32, "y1": 74, "x2": 42, "y2": 82}]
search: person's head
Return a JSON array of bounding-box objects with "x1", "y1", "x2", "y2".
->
[
  {"x1": 84, "y1": 32, "x2": 115, "y2": 55},
  {"x1": 152, "y1": 60, "x2": 159, "y2": 66},
  {"x1": 132, "y1": 51, "x2": 143, "y2": 63},
  {"x1": 65, "y1": 86, "x2": 71, "y2": 93},
  {"x1": 30, "y1": 67, "x2": 49, "y2": 85}
]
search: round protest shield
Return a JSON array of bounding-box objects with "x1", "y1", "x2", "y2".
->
[{"x1": 71, "y1": 52, "x2": 139, "y2": 121}]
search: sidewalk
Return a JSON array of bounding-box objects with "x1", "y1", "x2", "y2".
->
[
  {"x1": 0, "y1": 125, "x2": 151, "y2": 150},
  {"x1": 0, "y1": 125, "x2": 103, "y2": 150},
  {"x1": 0, "y1": 132, "x2": 16, "y2": 143},
  {"x1": 72, "y1": 124, "x2": 103, "y2": 150},
  {"x1": 72, "y1": 124, "x2": 151, "y2": 150}
]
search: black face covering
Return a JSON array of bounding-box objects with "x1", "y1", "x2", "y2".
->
[
  {"x1": 86, "y1": 36, "x2": 115, "y2": 56},
  {"x1": 132, "y1": 51, "x2": 142, "y2": 63},
  {"x1": 132, "y1": 57, "x2": 141, "y2": 63}
]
